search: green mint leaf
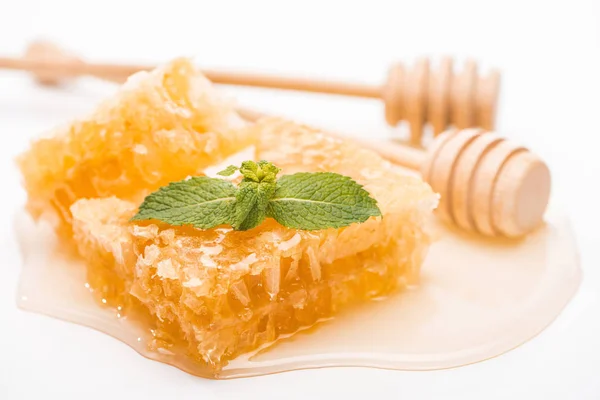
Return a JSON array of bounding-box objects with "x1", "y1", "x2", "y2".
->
[
  {"x1": 256, "y1": 160, "x2": 280, "y2": 183},
  {"x1": 131, "y1": 177, "x2": 236, "y2": 229},
  {"x1": 267, "y1": 172, "x2": 381, "y2": 230},
  {"x1": 239, "y1": 161, "x2": 261, "y2": 182},
  {"x1": 232, "y1": 181, "x2": 276, "y2": 231},
  {"x1": 132, "y1": 161, "x2": 381, "y2": 232},
  {"x1": 238, "y1": 160, "x2": 280, "y2": 183},
  {"x1": 217, "y1": 165, "x2": 239, "y2": 176}
]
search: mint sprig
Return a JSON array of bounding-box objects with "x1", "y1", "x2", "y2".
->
[{"x1": 132, "y1": 160, "x2": 381, "y2": 231}]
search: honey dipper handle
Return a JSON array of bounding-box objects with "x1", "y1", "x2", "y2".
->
[
  {"x1": 0, "y1": 54, "x2": 382, "y2": 99},
  {"x1": 0, "y1": 57, "x2": 149, "y2": 81},
  {"x1": 206, "y1": 71, "x2": 381, "y2": 98},
  {"x1": 237, "y1": 108, "x2": 425, "y2": 170},
  {"x1": 365, "y1": 140, "x2": 425, "y2": 170}
]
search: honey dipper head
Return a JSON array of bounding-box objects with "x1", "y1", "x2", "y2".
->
[
  {"x1": 24, "y1": 40, "x2": 82, "y2": 85},
  {"x1": 421, "y1": 129, "x2": 551, "y2": 238},
  {"x1": 382, "y1": 58, "x2": 500, "y2": 146}
]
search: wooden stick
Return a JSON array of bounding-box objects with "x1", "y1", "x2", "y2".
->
[
  {"x1": 0, "y1": 57, "x2": 382, "y2": 99},
  {"x1": 0, "y1": 40, "x2": 500, "y2": 146}
]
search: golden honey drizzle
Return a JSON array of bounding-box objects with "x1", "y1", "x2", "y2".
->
[{"x1": 15, "y1": 206, "x2": 580, "y2": 379}]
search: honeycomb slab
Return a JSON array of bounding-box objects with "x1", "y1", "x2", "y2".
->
[
  {"x1": 18, "y1": 58, "x2": 254, "y2": 235},
  {"x1": 67, "y1": 120, "x2": 437, "y2": 374}
]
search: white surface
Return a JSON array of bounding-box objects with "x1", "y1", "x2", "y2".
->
[{"x1": 1, "y1": 1, "x2": 599, "y2": 399}]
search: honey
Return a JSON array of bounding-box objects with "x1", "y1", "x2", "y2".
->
[{"x1": 15, "y1": 205, "x2": 581, "y2": 379}]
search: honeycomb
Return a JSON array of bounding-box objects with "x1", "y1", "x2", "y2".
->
[
  {"x1": 18, "y1": 58, "x2": 254, "y2": 236},
  {"x1": 69, "y1": 119, "x2": 438, "y2": 375}
]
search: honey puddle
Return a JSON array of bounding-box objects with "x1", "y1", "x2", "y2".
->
[{"x1": 15, "y1": 208, "x2": 581, "y2": 379}]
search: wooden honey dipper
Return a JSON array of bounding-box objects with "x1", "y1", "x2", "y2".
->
[
  {"x1": 0, "y1": 42, "x2": 547, "y2": 237},
  {"x1": 238, "y1": 109, "x2": 550, "y2": 238},
  {"x1": 0, "y1": 40, "x2": 500, "y2": 146}
]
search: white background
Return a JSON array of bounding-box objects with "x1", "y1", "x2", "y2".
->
[{"x1": 1, "y1": 1, "x2": 599, "y2": 399}]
